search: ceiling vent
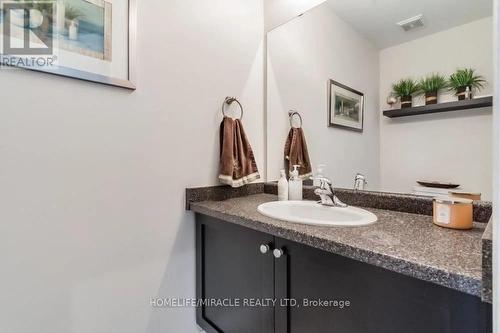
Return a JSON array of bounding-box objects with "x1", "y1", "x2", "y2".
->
[{"x1": 397, "y1": 15, "x2": 424, "y2": 32}]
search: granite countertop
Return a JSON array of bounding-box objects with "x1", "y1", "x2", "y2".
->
[
  {"x1": 482, "y1": 219, "x2": 493, "y2": 303},
  {"x1": 190, "y1": 193, "x2": 487, "y2": 298}
]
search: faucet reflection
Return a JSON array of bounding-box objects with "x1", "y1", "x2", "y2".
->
[{"x1": 310, "y1": 176, "x2": 348, "y2": 208}]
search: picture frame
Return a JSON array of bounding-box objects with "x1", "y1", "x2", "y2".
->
[
  {"x1": 0, "y1": 0, "x2": 137, "y2": 90},
  {"x1": 328, "y1": 79, "x2": 364, "y2": 132}
]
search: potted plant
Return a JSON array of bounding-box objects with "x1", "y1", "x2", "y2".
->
[
  {"x1": 392, "y1": 79, "x2": 419, "y2": 108},
  {"x1": 64, "y1": 4, "x2": 84, "y2": 40},
  {"x1": 418, "y1": 74, "x2": 447, "y2": 105},
  {"x1": 448, "y1": 68, "x2": 485, "y2": 100}
]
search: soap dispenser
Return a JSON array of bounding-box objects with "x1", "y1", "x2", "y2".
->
[
  {"x1": 278, "y1": 169, "x2": 289, "y2": 201},
  {"x1": 288, "y1": 165, "x2": 303, "y2": 201}
]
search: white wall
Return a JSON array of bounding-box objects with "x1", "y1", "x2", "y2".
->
[
  {"x1": 379, "y1": 17, "x2": 493, "y2": 199},
  {"x1": 493, "y1": 0, "x2": 499, "y2": 330},
  {"x1": 266, "y1": 3, "x2": 380, "y2": 189},
  {"x1": 264, "y1": 0, "x2": 325, "y2": 32},
  {"x1": 0, "y1": 1, "x2": 264, "y2": 332}
]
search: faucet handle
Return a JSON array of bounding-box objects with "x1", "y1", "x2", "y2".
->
[{"x1": 311, "y1": 176, "x2": 333, "y2": 191}]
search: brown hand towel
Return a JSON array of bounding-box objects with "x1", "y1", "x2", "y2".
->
[
  {"x1": 219, "y1": 116, "x2": 260, "y2": 187},
  {"x1": 284, "y1": 127, "x2": 312, "y2": 179}
]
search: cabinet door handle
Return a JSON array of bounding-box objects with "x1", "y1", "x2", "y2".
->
[
  {"x1": 273, "y1": 248, "x2": 284, "y2": 258},
  {"x1": 260, "y1": 244, "x2": 271, "y2": 254}
]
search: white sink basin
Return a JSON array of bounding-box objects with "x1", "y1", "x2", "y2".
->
[{"x1": 257, "y1": 201, "x2": 378, "y2": 227}]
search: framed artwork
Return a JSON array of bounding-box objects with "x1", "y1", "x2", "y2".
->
[
  {"x1": 0, "y1": 0, "x2": 136, "y2": 89},
  {"x1": 328, "y1": 79, "x2": 364, "y2": 132}
]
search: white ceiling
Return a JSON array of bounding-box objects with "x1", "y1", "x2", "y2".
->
[{"x1": 326, "y1": 0, "x2": 493, "y2": 49}]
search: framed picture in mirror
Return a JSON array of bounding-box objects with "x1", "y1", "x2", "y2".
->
[{"x1": 328, "y1": 79, "x2": 364, "y2": 132}]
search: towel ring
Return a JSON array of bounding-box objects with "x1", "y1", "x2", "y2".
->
[
  {"x1": 288, "y1": 110, "x2": 303, "y2": 128},
  {"x1": 222, "y1": 97, "x2": 244, "y2": 120}
]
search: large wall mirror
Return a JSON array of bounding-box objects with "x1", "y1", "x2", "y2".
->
[{"x1": 266, "y1": 0, "x2": 493, "y2": 200}]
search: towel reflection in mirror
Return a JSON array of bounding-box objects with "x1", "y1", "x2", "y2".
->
[{"x1": 284, "y1": 111, "x2": 312, "y2": 179}]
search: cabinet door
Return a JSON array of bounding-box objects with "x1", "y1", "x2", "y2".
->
[
  {"x1": 196, "y1": 214, "x2": 275, "y2": 333},
  {"x1": 274, "y1": 237, "x2": 491, "y2": 333}
]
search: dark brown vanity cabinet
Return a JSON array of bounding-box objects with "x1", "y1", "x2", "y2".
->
[
  {"x1": 196, "y1": 214, "x2": 274, "y2": 333},
  {"x1": 196, "y1": 214, "x2": 491, "y2": 333}
]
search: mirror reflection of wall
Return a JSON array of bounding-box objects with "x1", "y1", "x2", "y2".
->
[{"x1": 266, "y1": 0, "x2": 493, "y2": 200}]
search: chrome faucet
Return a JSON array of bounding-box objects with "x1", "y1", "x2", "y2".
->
[
  {"x1": 354, "y1": 173, "x2": 367, "y2": 191},
  {"x1": 310, "y1": 176, "x2": 347, "y2": 208}
]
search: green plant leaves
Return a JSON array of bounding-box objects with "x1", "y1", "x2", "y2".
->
[
  {"x1": 391, "y1": 68, "x2": 485, "y2": 99},
  {"x1": 418, "y1": 74, "x2": 447, "y2": 94},
  {"x1": 448, "y1": 68, "x2": 485, "y2": 91},
  {"x1": 392, "y1": 79, "x2": 419, "y2": 97}
]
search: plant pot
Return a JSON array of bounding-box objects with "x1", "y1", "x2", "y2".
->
[
  {"x1": 425, "y1": 91, "x2": 438, "y2": 105},
  {"x1": 401, "y1": 95, "x2": 412, "y2": 108},
  {"x1": 68, "y1": 19, "x2": 79, "y2": 40},
  {"x1": 456, "y1": 86, "x2": 471, "y2": 101}
]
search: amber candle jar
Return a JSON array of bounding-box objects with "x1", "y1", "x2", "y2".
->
[{"x1": 433, "y1": 196, "x2": 473, "y2": 230}]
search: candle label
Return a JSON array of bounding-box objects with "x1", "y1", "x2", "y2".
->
[{"x1": 436, "y1": 204, "x2": 451, "y2": 224}]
